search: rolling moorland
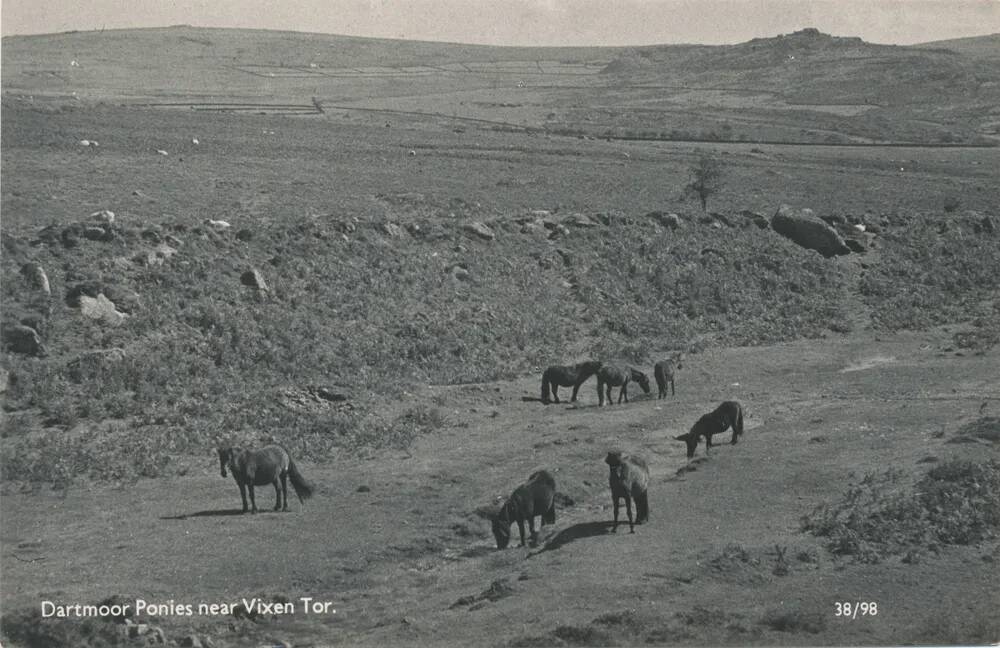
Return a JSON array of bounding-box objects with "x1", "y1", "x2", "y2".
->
[{"x1": 1, "y1": 26, "x2": 999, "y2": 647}]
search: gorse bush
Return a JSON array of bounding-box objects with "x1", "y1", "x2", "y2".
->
[{"x1": 802, "y1": 459, "x2": 1000, "y2": 561}]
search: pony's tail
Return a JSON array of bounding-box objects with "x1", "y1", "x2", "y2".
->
[
  {"x1": 541, "y1": 374, "x2": 552, "y2": 403},
  {"x1": 734, "y1": 405, "x2": 745, "y2": 438},
  {"x1": 288, "y1": 459, "x2": 315, "y2": 503},
  {"x1": 635, "y1": 490, "x2": 649, "y2": 524},
  {"x1": 542, "y1": 501, "x2": 556, "y2": 525}
]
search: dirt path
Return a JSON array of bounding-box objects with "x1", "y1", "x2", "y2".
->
[{"x1": 2, "y1": 329, "x2": 998, "y2": 646}]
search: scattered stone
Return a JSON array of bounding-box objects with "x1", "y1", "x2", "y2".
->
[
  {"x1": 235, "y1": 228, "x2": 254, "y2": 242},
  {"x1": 20, "y1": 262, "x2": 51, "y2": 296},
  {"x1": 770, "y1": 204, "x2": 852, "y2": 258},
  {"x1": 647, "y1": 211, "x2": 681, "y2": 229},
  {"x1": 241, "y1": 268, "x2": 269, "y2": 292},
  {"x1": 853, "y1": 223, "x2": 866, "y2": 232},
  {"x1": 313, "y1": 386, "x2": 348, "y2": 402},
  {"x1": 78, "y1": 294, "x2": 127, "y2": 326},
  {"x1": 140, "y1": 228, "x2": 163, "y2": 243},
  {"x1": 156, "y1": 149, "x2": 169, "y2": 156},
  {"x1": 79, "y1": 139, "x2": 99, "y2": 147},
  {"x1": 82, "y1": 226, "x2": 113, "y2": 242},
  {"x1": 165, "y1": 234, "x2": 184, "y2": 247},
  {"x1": 520, "y1": 220, "x2": 548, "y2": 237},
  {"x1": 563, "y1": 213, "x2": 597, "y2": 228},
  {"x1": 844, "y1": 238, "x2": 867, "y2": 254},
  {"x1": 463, "y1": 221, "x2": 496, "y2": 241},
  {"x1": 380, "y1": 222, "x2": 405, "y2": 238},
  {"x1": 979, "y1": 215, "x2": 996, "y2": 235},
  {"x1": 2, "y1": 324, "x2": 45, "y2": 356},
  {"x1": 90, "y1": 209, "x2": 115, "y2": 224},
  {"x1": 357, "y1": 485, "x2": 371, "y2": 493},
  {"x1": 739, "y1": 210, "x2": 770, "y2": 229},
  {"x1": 547, "y1": 224, "x2": 571, "y2": 239},
  {"x1": 448, "y1": 265, "x2": 471, "y2": 282},
  {"x1": 206, "y1": 219, "x2": 231, "y2": 230}
]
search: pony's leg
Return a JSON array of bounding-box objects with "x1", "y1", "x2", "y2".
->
[
  {"x1": 597, "y1": 381, "x2": 604, "y2": 406},
  {"x1": 280, "y1": 473, "x2": 289, "y2": 511},
  {"x1": 611, "y1": 496, "x2": 620, "y2": 533},
  {"x1": 516, "y1": 520, "x2": 527, "y2": 547},
  {"x1": 238, "y1": 482, "x2": 249, "y2": 513},
  {"x1": 605, "y1": 384, "x2": 613, "y2": 406},
  {"x1": 570, "y1": 381, "x2": 580, "y2": 402},
  {"x1": 671, "y1": 379, "x2": 675, "y2": 396},
  {"x1": 731, "y1": 424, "x2": 739, "y2": 445},
  {"x1": 618, "y1": 384, "x2": 627, "y2": 404},
  {"x1": 552, "y1": 384, "x2": 560, "y2": 404},
  {"x1": 624, "y1": 495, "x2": 635, "y2": 533},
  {"x1": 528, "y1": 516, "x2": 537, "y2": 545},
  {"x1": 248, "y1": 483, "x2": 257, "y2": 513},
  {"x1": 273, "y1": 479, "x2": 282, "y2": 511}
]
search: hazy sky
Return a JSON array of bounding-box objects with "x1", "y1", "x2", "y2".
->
[{"x1": 2, "y1": 0, "x2": 999, "y2": 45}]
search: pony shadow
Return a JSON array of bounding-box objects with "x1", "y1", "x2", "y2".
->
[
  {"x1": 530, "y1": 521, "x2": 614, "y2": 555},
  {"x1": 159, "y1": 509, "x2": 247, "y2": 520}
]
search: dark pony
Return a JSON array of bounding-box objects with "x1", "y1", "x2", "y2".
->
[
  {"x1": 605, "y1": 452, "x2": 650, "y2": 533},
  {"x1": 653, "y1": 352, "x2": 683, "y2": 399},
  {"x1": 674, "y1": 401, "x2": 745, "y2": 459},
  {"x1": 596, "y1": 365, "x2": 650, "y2": 406},
  {"x1": 217, "y1": 445, "x2": 314, "y2": 513},
  {"x1": 491, "y1": 470, "x2": 557, "y2": 549},
  {"x1": 541, "y1": 360, "x2": 602, "y2": 404}
]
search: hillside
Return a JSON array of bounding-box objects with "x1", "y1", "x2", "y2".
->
[
  {"x1": 3, "y1": 26, "x2": 1000, "y2": 144},
  {"x1": 916, "y1": 33, "x2": 1000, "y2": 60}
]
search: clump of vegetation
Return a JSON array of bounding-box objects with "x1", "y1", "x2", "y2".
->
[{"x1": 802, "y1": 459, "x2": 1000, "y2": 562}]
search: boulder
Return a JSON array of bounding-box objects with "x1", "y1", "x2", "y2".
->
[
  {"x1": 563, "y1": 213, "x2": 598, "y2": 228},
  {"x1": 241, "y1": 268, "x2": 269, "y2": 292},
  {"x1": 20, "y1": 262, "x2": 51, "y2": 296},
  {"x1": 78, "y1": 294, "x2": 127, "y2": 326},
  {"x1": 463, "y1": 221, "x2": 496, "y2": 241},
  {"x1": 380, "y1": 222, "x2": 405, "y2": 238},
  {"x1": 647, "y1": 211, "x2": 682, "y2": 229},
  {"x1": 770, "y1": 205, "x2": 851, "y2": 257},
  {"x1": 2, "y1": 324, "x2": 45, "y2": 356}
]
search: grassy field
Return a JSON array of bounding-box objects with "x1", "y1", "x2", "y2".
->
[{"x1": 2, "y1": 26, "x2": 999, "y2": 648}]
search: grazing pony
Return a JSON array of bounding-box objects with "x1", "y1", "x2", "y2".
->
[
  {"x1": 217, "y1": 445, "x2": 314, "y2": 513},
  {"x1": 605, "y1": 452, "x2": 650, "y2": 533},
  {"x1": 541, "y1": 360, "x2": 602, "y2": 404},
  {"x1": 491, "y1": 470, "x2": 557, "y2": 549},
  {"x1": 596, "y1": 365, "x2": 650, "y2": 406},
  {"x1": 653, "y1": 352, "x2": 684, "y2": 398},
  {"x1": 674, "y1": 401, "x2": 745, "y2": 458}
]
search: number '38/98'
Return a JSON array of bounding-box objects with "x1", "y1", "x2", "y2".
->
[{"x1": 835, "y1": 602, "x2": 878, "y2": 617}]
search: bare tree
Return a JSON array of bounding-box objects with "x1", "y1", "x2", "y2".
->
[{"x1": 684, "y1": 155, "x2": 723, "y2": 212}]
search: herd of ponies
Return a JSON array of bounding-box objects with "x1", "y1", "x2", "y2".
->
[{"x1": 215, "y1": 352, "x2": 746, "y2": 550}]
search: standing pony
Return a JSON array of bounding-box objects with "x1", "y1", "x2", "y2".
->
[
  {"x1": 605, "y1": 452, "x2": 650, "y2": 533},
  {"x1": 217, "y1": 445, "x2": 314, "y2": 513},
  {"x1": 596, "y1": 365, "x2": 650, "y2": 406},
  {"x1": 653, "y1": 352, "x2": 683, "y2": 398},
  {"x1": 540, "y1": 360, "x2": 602, "y2": 404},
  {"x1": 491, "y1": 470, "x2": 557, "y2": 549}
]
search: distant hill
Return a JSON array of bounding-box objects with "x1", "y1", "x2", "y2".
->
[
  {"x1": 3, "y1": 26, "x2": 998, "y2": 145},
  {"x1": 915, "y1": 33, "x2": 1000, "y2": 60}
]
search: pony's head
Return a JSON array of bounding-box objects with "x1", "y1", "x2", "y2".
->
[
  {"x1": 217, "y1": 447, "x2": 233, "y2": 478},
  {"x1": 672, "y1": 352, "x2": 684, "y2": 370},
  {"x1": 634, "y1": 371, "x2": 651, "y2": 395},
  {"x1": 491, "y1": 503, "x2": 512, "y2": 549},
  {"x1": 674, "y1": 431, "x2": 698, "y2": 459}
]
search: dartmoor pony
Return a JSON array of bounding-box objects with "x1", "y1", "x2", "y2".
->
[
  {"x1": 675, "y1": 401, "x2": 745, "y2": 459},
  {"x1": 653, "y1": 352, "x2": 684, "y2": 398},
  {"x1": 491, "y1": 470, "x2": 557, "y2": 549},
  {"x1": 217, "y1": 445, "x2": 314, "y2": 513},
  {"x1": 540, "y1": 360, "x2": 602, "y2": 404},
  {"x1": 596, "y1": 365, "x2": 650, "y2": 406},
  {"x1": 605, "y1": 452, "x2": 650, "y2": 533}
]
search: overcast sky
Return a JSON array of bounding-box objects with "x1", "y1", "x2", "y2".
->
[{"x1": 3, "y1": 0, "x2": 999, "y2": 45}]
